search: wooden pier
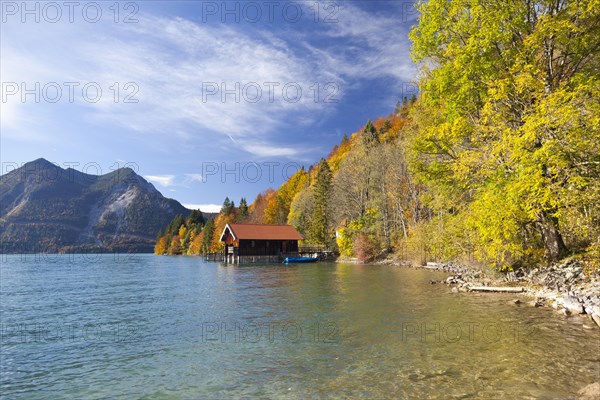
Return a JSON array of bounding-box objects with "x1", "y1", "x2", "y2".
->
[{"x1": 203, "y1": 247, "x2": 337, "y2": 263}]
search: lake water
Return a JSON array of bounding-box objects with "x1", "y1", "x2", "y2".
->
[{"x1": 1, "y1": 254, "x2": 599, "y2": 399}]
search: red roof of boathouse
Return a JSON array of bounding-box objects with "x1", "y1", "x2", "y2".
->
[{"x1": 219, "y1": 224, "x2": 303, "y2": 241}]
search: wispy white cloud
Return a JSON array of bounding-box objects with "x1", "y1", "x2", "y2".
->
[
  {"x1": 243, "y1": 143, "x2": 303, "y2": 158},
  {"x1": 301, "y1": 2, "x2": 417, "y2": 84},
  {"x1": 184, "y1": 173, "x2": 204, "y2": 183},
  {"x1": 183, "y1": 203, "x2": 221, "y2": 213},
  {"x1": 145, "y1": 175, "x2": 176, "y2": 187},
  {"x1": 1, "y1": 3, "x2": 417, "y2": 160},
  {"x1": 1, "y1": 13, "x2": 336, "y2": 157}
]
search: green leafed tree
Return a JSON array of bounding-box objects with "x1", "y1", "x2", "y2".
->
[
  {"x1": 408, "y1": 0, "x2": 600, "y2": 266},
  {"x1": 238, "y1": 197, "x2": 249, "y2": 221},
  {"x1": 310, "y1": 159, "x2": 333, "y2": 247},
  {"x1": 187, "y1": 209, "x2": 205, "y2": 226},
  {"x1": 221, "y1": 197, "x2": 234, "y2": 215},
  {"x1": 166, "y1": 214, "x2": 184, "y2": 237},
  {"x1": 362, "y1": 120, "x2": 379, "y2": 148},
  {"x1": 202, "y1": 218, "x2": 215, "y2": 254}
]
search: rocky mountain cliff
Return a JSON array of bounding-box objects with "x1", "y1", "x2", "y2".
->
[{"x1": 0, "y1": 158, "x2": 192, "y2": 253}]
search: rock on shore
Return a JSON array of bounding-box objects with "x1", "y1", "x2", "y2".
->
[
  {"x1": 418, "y1": 259, "x2": 600, "y2": 329},
  {"x1": 578, "y1": 382, "x2": 600, "y2": 400}
]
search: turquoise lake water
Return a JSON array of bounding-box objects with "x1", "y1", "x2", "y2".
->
[{"x1": 1, "y1": 254, "x2": 599, "y2": 399}]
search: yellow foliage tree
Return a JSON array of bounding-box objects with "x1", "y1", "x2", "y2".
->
[{"x1": 154, "y1": 236, "x2": 168, "y2": 255}]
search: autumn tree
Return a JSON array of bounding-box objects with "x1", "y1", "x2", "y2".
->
[
  {"x1": 332, "y1": 151, "x2": 370, "y2": 222},
  {"x1": 169, "y1": 235, "x2": 182, "y2": 255},
  {"x1": 332, "y1": 132, "x2": 415, "y2": 255},
  {"x1": 209, "y1": 211, "x2": 238, "y2": 253},
  {"x1": 409, "y1": 0, "x2": 600, "y2": 266},
  {"x1": 264, "y1": 168, "x2": 309, "y2": 224},
  {"x1": 189, "y1": 231, "x2": 203, "y2": 255},
  {"x1": 178, "y1": 225, "x2": 188, "y2": 250},
  {"x1": 263, "y1": 192, "x2": 280, "y2": 224},
  {"x1": 287, "y1": 185, "x2": 314, "y2": 240},
  {"x1": 247, "y1": 189, "x2": 276, "y2": 224},
  {"x1": 154, "y1": 236, "x2": 168, "y2": 255}
]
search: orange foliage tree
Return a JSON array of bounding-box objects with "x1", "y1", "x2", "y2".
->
[
  {"x1": 247, "y1": 189, "x2": 275, "y2": 224},
  {"x1": 209, "y1": 210, "x2": 237, "y2": 252},
  {"x1": 264, "y1": 168, "x2": 309, "y2": 224}
]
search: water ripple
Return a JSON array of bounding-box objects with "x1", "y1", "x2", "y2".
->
[{"x1": 1, "y1": 255, "x2": 598, "y2": 399}]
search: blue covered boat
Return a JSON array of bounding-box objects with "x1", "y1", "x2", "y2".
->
[{"x1": 283, "y1": 256, "x2": 318, "y2": 264}]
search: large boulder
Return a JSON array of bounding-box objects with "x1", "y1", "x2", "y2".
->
[
  {"x1": 578, "y1": 382, "x2": 600, "y2": 400},
  {"x1": 559, "y1": 295, "x2": 585, "y2": 314}
]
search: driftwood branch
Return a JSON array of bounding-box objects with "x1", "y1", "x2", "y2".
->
[{"x1": 469, "y1": 286, "x2": 525, "y2": 293}]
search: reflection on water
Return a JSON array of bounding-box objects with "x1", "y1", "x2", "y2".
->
[{"x1": 1, "y1": 255, "x2": 598, "y2": 399}]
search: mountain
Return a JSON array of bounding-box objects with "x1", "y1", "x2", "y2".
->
[{"x1": 0, "y1": 158, "x2": 192, "y2": 253}]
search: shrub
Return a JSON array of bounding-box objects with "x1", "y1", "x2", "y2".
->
[{"x1": 354, "y1": 233, "x2": 378, "y2": 262}]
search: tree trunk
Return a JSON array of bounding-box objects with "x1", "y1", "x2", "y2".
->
[
  {"x1": 536, "y1": 211, "x2": 568, "y2": 261},
  {"x1": 395, "y1": 199, "x2": 408, "y2": 239},
  {"x1": 380, "y1": 176, "x2": 392, "y2": 253}
]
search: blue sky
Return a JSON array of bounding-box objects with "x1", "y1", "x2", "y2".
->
[{"x1": 1, "y1": 0, "x2": 418, "y2": 212}]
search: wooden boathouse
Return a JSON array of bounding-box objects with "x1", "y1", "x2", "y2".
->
[{"x1": 219, "y1": 223, "x2": 303, "y2": 263}]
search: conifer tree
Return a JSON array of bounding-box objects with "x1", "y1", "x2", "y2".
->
[
  {"x1": 238, "y1": 197, "x2": 249, "y2": 220},
  {"x1": 310, "y1": 159, "x2": 333, "y2": 246}
]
